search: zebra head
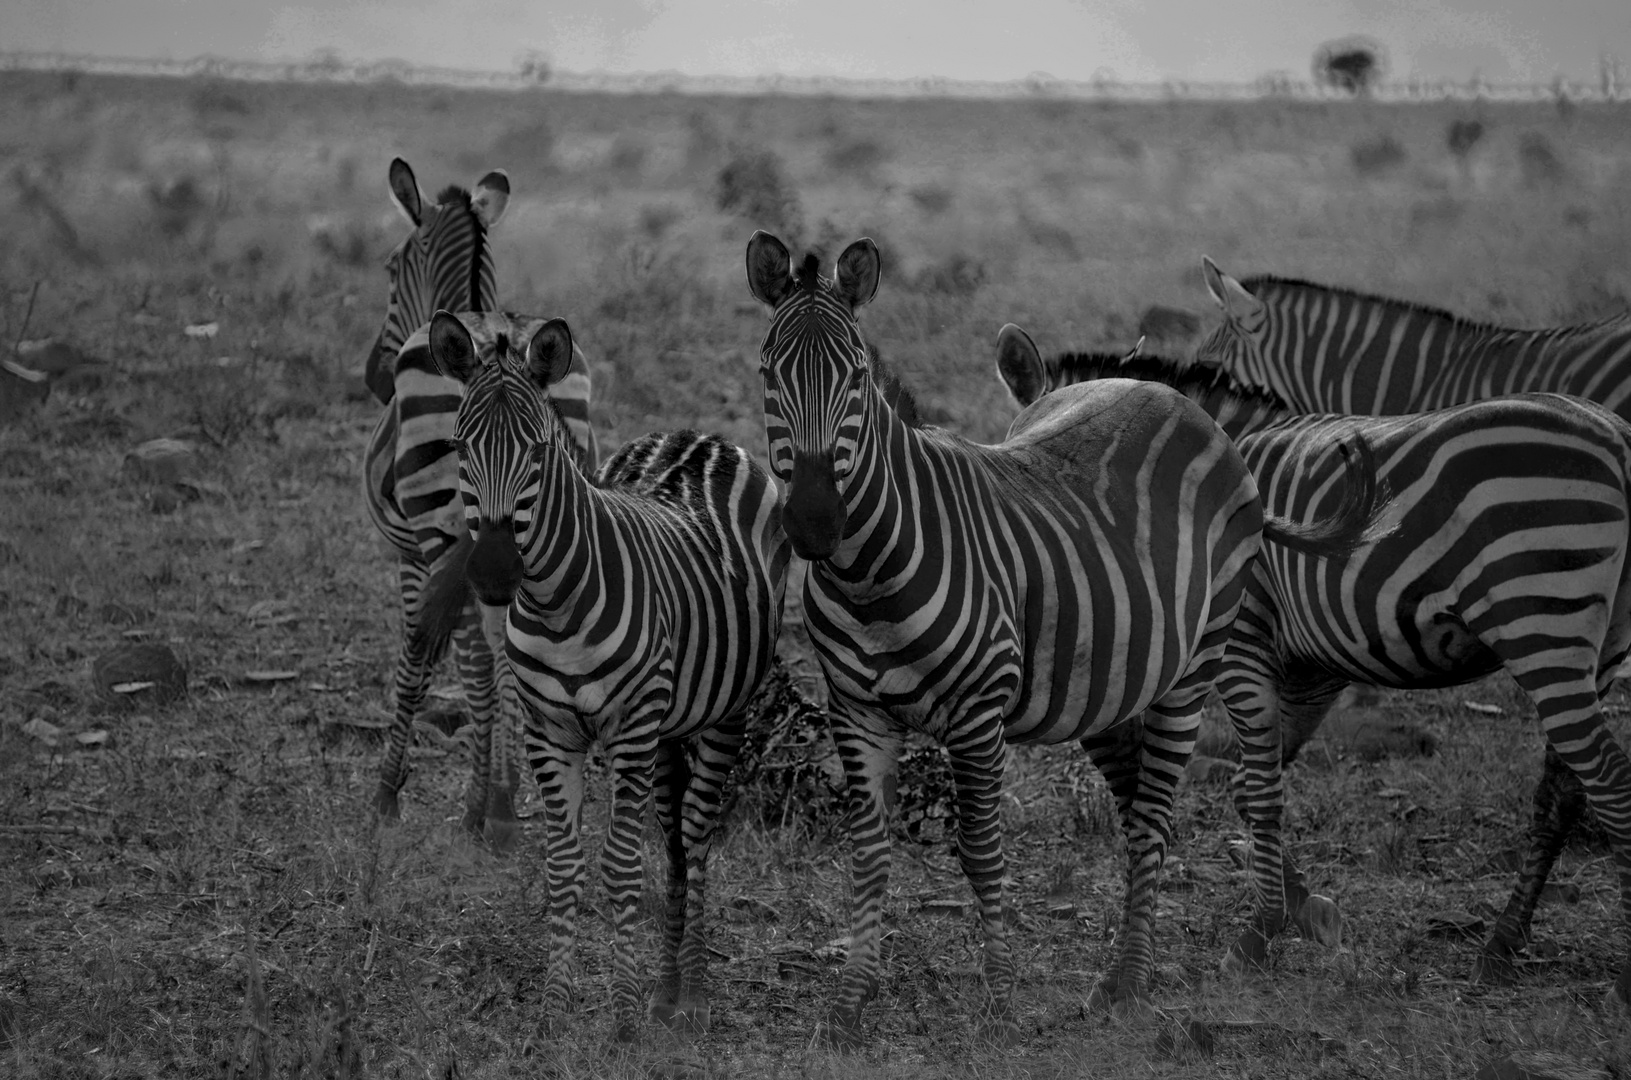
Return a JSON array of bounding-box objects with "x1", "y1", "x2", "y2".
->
[
  {"x1": 745, "y1": 231, "x2": 880, "y2": 561},
  {"x1": 364, "y1": 158, "x2": 510, "y2": 406},
  {"x1": 426, "y1": 310, "x2": 575, "y2": 605},
  {"x1": 1193, "y1": 256, "x2": 1270, "y2": 386}
]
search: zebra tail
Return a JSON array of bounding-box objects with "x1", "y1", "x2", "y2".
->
[
  {"x1": 1260, "y1": 433, "x2": 1396, "y2": 558},
  {"x1": 413, "y1": 532, "x2": 475, "y2": 664}
]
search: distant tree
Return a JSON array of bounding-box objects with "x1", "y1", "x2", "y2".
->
[
  {"x1": 1313, "y1": 36, "x2": 1388, "y2": 96},
  {"x1": 516, "y1": 50, "x2": 552, "y2": 85}
]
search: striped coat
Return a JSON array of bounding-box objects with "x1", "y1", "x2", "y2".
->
[
  {"x1": 1000, "y1": 332, "x2": 1631, "y2": 1005},
  {"x1": 424, "y1": 310, "x2": 788, "y2": 1041},
  {"x1": 1195, "y1": 258, "x2": 1631, "y2": 420},
  {"x1": 744, "y1": 232, "x2": 1385, "y2": 1044},
  {"x1": 360, "y1": 158, "x2": 596, "y2": 849}
]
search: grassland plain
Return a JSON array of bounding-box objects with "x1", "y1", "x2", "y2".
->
[{"x1": 2, "y1": 67, "x2": 1631, "y2": 1077}]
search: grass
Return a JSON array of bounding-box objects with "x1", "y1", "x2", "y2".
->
[{"x1": 2, "y1": 68, "x2": 1631, "y2": 1077}]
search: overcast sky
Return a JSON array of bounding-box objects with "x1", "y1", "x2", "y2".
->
[{"x1": 5, "y1": 0, "x2": 1627, "y2": 85}]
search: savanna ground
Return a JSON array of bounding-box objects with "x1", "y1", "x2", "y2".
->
[{"x1": 3, "y1": 67, "x2": 1631, "y2": 1078}]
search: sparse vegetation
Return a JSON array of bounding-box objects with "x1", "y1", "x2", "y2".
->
[
  {"x1": 3, "y1": 68, "x2": 1631, "y2": 1078},
  {"x1": 1350, "y1": 133, "x2": 1408, "y2": 176}
]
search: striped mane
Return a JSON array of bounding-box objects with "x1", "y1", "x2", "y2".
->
[
  {"x1": 434, "y1": 183, "x2": 474, "y2": 210},
  {"x1": 1052, "y1": 348, "x2": 1294, "y2": 415},
  {"x1": 1239, "y1": 274, "x2": 1631, "y2": 335}
]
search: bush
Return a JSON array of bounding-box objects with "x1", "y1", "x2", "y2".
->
[
  {"x1": 1351, "y1": 133, "x2": 1407, "y2": 176},
  {"x1": 715, "y1": 146, "x2": 803, "y2": 240},
  {"x1": 826, "y1": 136, "x2": 887, "y2": 174},
  {"x1": 1518, "y1": 132, "x2": 1566, "y2": 186},
  {"x1": 1446, "y1": 119, "x2": 1484, "y2": 160}
]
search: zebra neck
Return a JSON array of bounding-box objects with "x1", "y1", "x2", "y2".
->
[
  {"x1": 515, "y1": 447, "x2": 607, "y2": 625},
  {"x1": 819, "y1": 390, "x2": 925, "y2": 584}
]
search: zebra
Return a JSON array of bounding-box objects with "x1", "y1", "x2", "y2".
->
[
  {"x1": 997, "y1": 326, "x2": 1631, "y2": 1005},
  {"x1": 422, "y1": 309, "x2": 788, "y2": 1041},
  {"x1": 1194, "y1": 257, "x2": 1631, "y2": 422},
  {"x1": 360, "y1": 157, "x2": 598, "y2": 850},
  {"x1": 743, "y1": 232, "x2": 1387, "y2": 1044}
]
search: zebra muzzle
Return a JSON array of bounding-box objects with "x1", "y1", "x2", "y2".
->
[
  {"x1": 467, "y1": 521, "x2": 525, "y2": 605},
  {"x1": 784, "y1": 450, "x2": 848, "y2": 561}
]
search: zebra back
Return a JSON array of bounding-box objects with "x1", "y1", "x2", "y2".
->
[{"x1": 1196, "y1": 258, "x2": 1631, "y2": 420}]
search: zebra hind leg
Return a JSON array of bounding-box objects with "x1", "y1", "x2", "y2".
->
[
  {"x1": 1085, "y1": 703, "x2": 1200, "y2": 1015},
  {"x1": 1223, "y1": 668, "x2": 1346, "y2": 973},
  {"x1": 1080, "y1": 718, "x2": 1144, "y2": 1004},
  {"x1": 1472, "y1": 743, "x2": 1589, "y2": 986}
]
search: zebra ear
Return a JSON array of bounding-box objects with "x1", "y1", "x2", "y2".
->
[
  {"x1": 428, "y1": 310, "x2": 478, "y2": 383},
  {"x1": 388, "y1": 157, "x2": 423, "y2": 227},
  {"x1": 995, "y1": 323, "x2": 1046, "y2": 408},
  {"x1": 835, "y1": 238, "x2": 881, "y2": 310},
  {"x1": 471, "y1": 169, "x2": 510, "y2": 229},
  {"x1": 1201, "y1": 256, "x2": 1262, "y2": 322},
  {"x1": 526, "y1": 318, "x2": 576, "y2": 389},
  {"x1": 745, "y1": 231, "x2": 793, "y2": 308}
]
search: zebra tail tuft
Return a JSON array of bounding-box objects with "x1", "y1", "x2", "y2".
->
[
  {"x1": 1261, "y1": 432, "x2": 1396, "y2": 558},
  {"x1": 413, "y1": 532, "x2": 475, "y2": 663}
]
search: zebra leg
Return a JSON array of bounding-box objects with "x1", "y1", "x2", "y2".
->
[
  {"x1": 650, "y1": 738, "x2": 689, "y2": 1029},
  {"x1": 1087, "y1": 703, "x2": 1200, "y2": 1012},
  {"x1": 668, "y1": 716, "x2": 746, "y2": 1035},
  {"x1": 602, "y1": 734, "x2": 659, "y2": 1043},
  {"x1": 820, "y1": 710, "x2": 905, "y2": 1050},
  {"x1": 451, "y1": 605, "x2": 498, "y2": 844},
  {"x1": 474, "y1": 600, "x2": 522, "y2": 853},
  {"x1": 533, "y1": 738, "x2": 588, "y2": 1035},
  {"x1": 1081, "y1": 718, "x2": 1144, "y2": 1002},
  {"x1": 1223, "y1": 655, "x2": 1347, "y2": 972},
  {"x1": 945, "y1": 717, "x2": 1018, "y2": 1046},
  {"x1": 375, "y1": 556, "x2": 439, "y2": 820},
  {"x1": 1473, "y1": 743, "x2": 1589, "y2": 985},
  {"x1": 1490, "y1": 652, "x2": 1631, "y2": 1004}
]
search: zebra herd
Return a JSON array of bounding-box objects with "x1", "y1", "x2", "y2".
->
[{"x1": 359, "y1": 158, "x2": 1631, "y2": 1045}]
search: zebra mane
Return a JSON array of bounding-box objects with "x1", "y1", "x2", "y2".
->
[
  {"x1": 1051, "y1": 348, "x2": 1294, "y2": 414},
  {"x1": 795, "y1": 252, "x2": 823, "y2": 292},
  {"x1": 434, "y1": 183, "x2": 473, "y2": 210},
  {"x1": 867, "y1": 344, "x2": 923, "y2": 429},
  {"x1": 1238, "y1": 274, "x2": 1630, "y2": 334}
]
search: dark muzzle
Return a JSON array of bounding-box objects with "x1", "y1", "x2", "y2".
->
[
  {"x1": 784, "y1": 450, "x2": 848, "y2": 561},
  {"x1": 466, "y1": 521, "x2": 524, "y2": 605}
]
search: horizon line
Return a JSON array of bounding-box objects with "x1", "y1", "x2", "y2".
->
[{"x1": 2, "y1": 49, "x2": 1625, "y2": 104}]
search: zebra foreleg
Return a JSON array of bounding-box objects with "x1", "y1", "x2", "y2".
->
[
  {"x1": 656, "y1": 716, "x2": 746, "y2": 1036},
  {"x1": 650, "y1": 738, "x2": 690, "y2": 1030},
  {"x1": 945, "y1": 718, "x2": 1018, "y2": 1046},
  {"x1": 602, "y1": 734, "x2": 659, "y2": 1043},
  {"x1": 533, "y1": 739, "x2": 588, "y2": 1038},
  {"x1": 375, "y1": 557, "x2": 441, "y2": 820},
  {"x1": 819, "y1": 714, "x2": 904, "y2": 1050},
  {"x1": 472, "y1": 600, "x2": 523, "y2": 853},
  {"x1": 1473, "y1": 743, "x2": 1589, "y2": 986}
]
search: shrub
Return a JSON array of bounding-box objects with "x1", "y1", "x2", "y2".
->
[
  {"x1": 1351, "y1": 133, "x2": 1407, "y2": 176},
  {"x1": 1446, "y1": 119, "x2": 1484, "y2": 160},
  {"x1": 715, "y1": 146, "x2": 803, "y2": 240},
  {"x1": 910, "y1": 253, "x2": 986, "y2": 297},
  {"x1": 1517, "y1": 132, "x2": 1566, "y2": 186},
  {"x1": 826, "y1": 136, "x2": 887, "y2": 174}
]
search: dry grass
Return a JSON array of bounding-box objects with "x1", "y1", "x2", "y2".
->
[{"x1": 3, "y1": 69, "x2": 1631, "y2": 1077}]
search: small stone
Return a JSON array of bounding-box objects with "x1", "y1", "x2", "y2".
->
[{"x1": 92, "y1": 643, "x2": 187, "y2": 708}]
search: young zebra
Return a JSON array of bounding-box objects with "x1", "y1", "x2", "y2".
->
[
  {"x1": 423, "y1": 310, "x2": 788, "y2": 1041},
  {"x1": 997, "y1": 326, "x2": 1631, "y2": 1005},
  {"x1": 360, "y1": 158, "x2": 598, "y2": 849},
  {"x1": 744, "y1": 232, "x2": 1387, "y2": 1045},
  {"x1": 1195, "y1": 258, "x2": 1631, "y2": 421}
]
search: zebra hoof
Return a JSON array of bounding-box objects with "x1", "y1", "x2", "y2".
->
[
  {"x1": 484, "y1": 816, "x2": 522, "y2": 856},
  {"x1": 1295, "y1": 894, "x2": 1343, "y2": 949},
  {"x1": 373, "y1": 785, "x2": 402, "y2": 821},
  {"x1": 1084, "y1": 977, "x2": 1118, "y2": 1014},
  {"x1": 651, "y1": 997, "x2": 710, "y2": 1035},
  {"x1": 1223, "y1": 928, "x2": 1269, "y2": 975},
  {"x1": 1616, "y1": 966, "x2": 1631, "y2": 1009},
  {"x1": 1470, "y1": 947, "x2": 1521, "y2": 987},
  {"x1": 816, "y1": 1008, "x2": 865, "y2": 1052}
]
